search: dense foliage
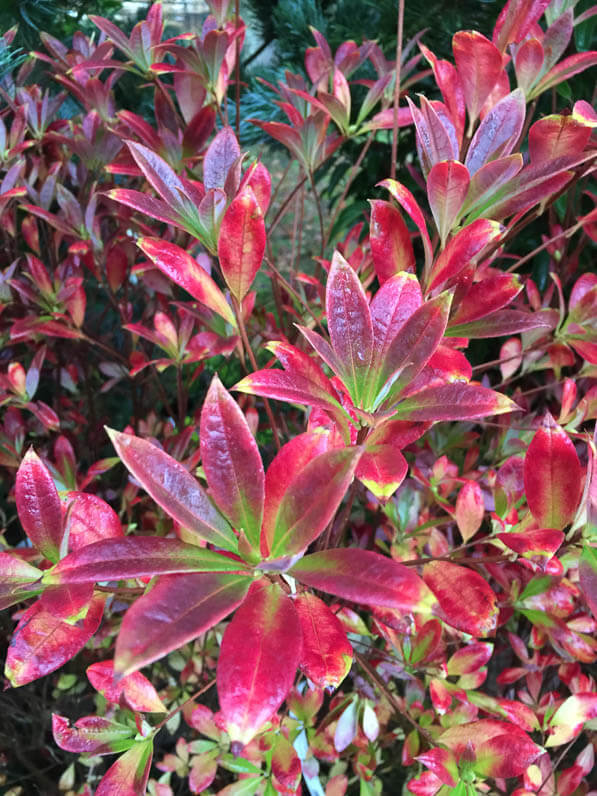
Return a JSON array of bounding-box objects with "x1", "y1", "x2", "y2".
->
[{"x1": 1, "y1": 0, "x2": 597, "y2": 793}]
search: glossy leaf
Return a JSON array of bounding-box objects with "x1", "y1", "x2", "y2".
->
[
  {"x1": 370, "y1": 272, "x2": 423, "y2": 368},
  {"x1": 107, "y1": 428, "x2": 237, "y2": 551},
  {"x1": 115, "y1": 572, "x2": 251, "y2": 676},
  {"x1": 497, "y1": 528, "x2": 564, "y2": 559},
  {"x1": 290, "y1": 549, "x2": 438, "y2": 614},
  {"x1": 579, "y1": 545, "x2": 597, "y2": 620},
  {"x1": 5, "y1": 595, "x2": 104, "y2": 687},
  {"x1": 379, "y1": 178, "x2": 433, "y2": 272},
  {"x1": 269, "y1": 447, "x2": 360, "y2": 559},
  {"x1": 449, "y1": 274, "x2": 523, "y2": 325},
  {"x1": 523, "y1": 413, "x2": 582, "y2": 529},
  {"x1": 95, "y1": 739, "x2": 153, "y2": 796},
  {"x1": 408, "y1": 95, "x2": 459, "y2": 176},
  {"x1": 326, "y1": 251, "x2": 373, "y2": 405},
  {"x1": 447, "y1": 308, "x2": 557, "y2": 338},
  {"x1": 474, "y1": 732, "x2": 543, "y2": 777},
  {"x1": 357, "y1": 444, "x2": 408, "y2": 501},
  {"x1": 529, "y1": 114, "x2": 593, "y2": 163},
  {"x1": 65, "y1": 492, "x2": 124, "y2": 551},
  {"x1": 465, "y1": 89, "x2": 525, "y2": 176},
  {"x1": 200, "y1": 375, "x2": 264, "y2": 551},
  {"x1": 423, "y1": 561, "x2": 498, "y2": 636},
  {"x1": 203, "y1": 126, "x2": 241, "y2": 191},
  {"x1": 455, "y1": 481, "x2": 484, "y2": 542},
  {"x1": 546, "y1": 694, "x2": 597, "y2": 746},
  {"x1": 453, "y1": 31, "x2": 504, "y2": 126},
  {"x1": 15, "y1": 449, "x2": 63, "y2": 563},
  {"x1": 52, "y1": 714, "x2": 135, "y2": 756},
  {"x1": 461, "y1": 154, "x2": 523, "y2": 218},
  {"x1": 217, "y1": 580, "x2": 302, "y2": 745},
  {"x1": 137, "y1": 237, "x2": 236, "y2": 325},
  {"x1": 217, "y1": 187, "x2": 265, "y2": 301},
  {"x1": 87, "y1": 660, "x2": 166, "y2": 712},
  {"x1": 390, "y1": 383, "x2": 518, "y2": 421},
  {"x1": 369, "y1": 199, "x2": 415, "y2": 283},
  {"x1": 427, "y1": 160, "x2": 470, "y2": 245},
  {"x1": 427, "y1": 219, "x2": 502, "y2": 293},
  {"x1": 493, "y1": 0, "x2": 550, "y2": 51},
  {"x1": 294, "y1": 592, "x2": 352, "y2": 689}
]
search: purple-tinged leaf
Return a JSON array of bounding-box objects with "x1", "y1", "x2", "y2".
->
[
  {"x1": 579, "y1": 545, "x2": 597, "y2": 621},
  {"x1": 326, "y1": 251, "x2": 373, "y2": 405},
  {"x1": 461, "y1": 154, "x2": 523, "y2": 218},
  {"x1": 107, "y1": 428, "x2": 237, "y2": 551},
  {"x1": 427, "y1": 160, "x2": 470, "y2": 245},
  {"x1": 200, "y1": 376, "x2": 264, "y2": 551},
  {"x1": 203, "y1": 126, "x2": 241, "y2": 191},
  {"x1": 493, "y1": 0, "x2": 550, "y2": 51},
  {"x1": 524, "y1": 413, "x2": 582, "y2": 530},
  {"x1": 391, "y1": 383, "x2": 518, "y2": 421},
  {"x1": 218, "y1": 580, "x2": 302, "y2": 745},
  {"x1": 370, "y1": 272, "x2": 423, "y2": 366},
  {"x1": 424, "y1": 561, "x2": 498, "y2": 636},
  {"x1": 126, "y1": 141, "x2": 192, "y2": 212},
  {"x1": 290, "y1": 549, "x2": 438, "y2": 614},
  {"x1": 95, "y1": 739, "x2": 153, "y2": 796},
  {"x1": 379, "y1": 179, "x2": 433, "y2": 273},
  {"x1": 407, "y1": 95, "x2": 459, "y2": 176},
  {"x1": 450, "y1": 274, "x2": 523, "y2": 325},
  {"x1": 15, "y1": 449, "x2": 63, "y2": 563},
  {"x1": 453, "y1": 31, "x2": 504, "y2": 126},
  {"x1": 294, "y1": 592, "x2": 353, "y2": 689},
  {"x1": 218, "y1": 187, "x2": 266, "y2": 301},
  {"x1": 269, "y1": 447, "x2": 361, "y2": 559},
  {"x1": 44, "y1": 537, "x2": 243, "y2": 584},
  {"x1": 369, "y1": 199, "x2": 415, "y2": 283},
  {"x1": 447, "y1": 308, "x2": 557, "y2": 338},
  {"x1": 5, "y1": 595, "x2": 104, "y2": 687},
  {"x1": 531, "y1": 52, "x2": 597, "y2": 98},
  {"x1": 427, "y1": 219, "x2": 502, "y2": 293},
  {"x1": 104, "y1": 188, "x2": 183, "y2": 227},
  {"x1": 465, "y1": 89, "x2": 525, "y2": 175},
  {"x1": 52, "y1": 714, "x2": 134, "y2": 756},
  {"x1": 65, "y1": 492, "x2": 124, "y2": 551},
  {"x1": 115, "y1": 572, "x2": 251, "y2": 676},
  {"x1": 138, "y1": 237, "x2": 236, "y2": 325}
]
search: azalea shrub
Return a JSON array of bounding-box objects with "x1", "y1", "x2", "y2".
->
[{"x1": 1, "y1": 0, "x2": 597, "y2": 793}]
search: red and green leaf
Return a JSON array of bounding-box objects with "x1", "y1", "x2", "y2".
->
[
  {"x1": 52, "y1": 714, "x2": 135, "y2": 756},
  {"x1": 95, "y1": 738, "x2": 153, "y2": 796},
  {"x1": 217, "y1": 187, "x2": 265, "y2": 301},
  {"x1": 369, "y1": 199, "x2": 415, "y2": 283},
  {"x1": 294, "y1": 592, "x2": 353, "y2": 689},
  {"x1": 87, "y1": 660, "x2": 166, "y2": 712},
  {"x1": 423, "y1": 561, "x2": 498, "y2": 636}
]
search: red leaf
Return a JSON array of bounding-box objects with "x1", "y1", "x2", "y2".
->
[
  {"x1": 474, "y1": 732, "x2": 542, "y2": 777},
  {"x1": 427, "y1": 219, "x2": 502, "y2": 293},
  {"x1": 379, "y1": 178, "x2": 433, "y2": 272},
  {"x1": 137, "y1": 237, "x2": 235, "y2": 325},
  {"x1": 497, "y1": 528, "x2": 564, "y2": 559},
  {"x1": 5, "y1": 595, "x2": 104, "y2": 687},
  {"x1": 407, "y1": 95, "x2": 459, "y2": 176},
  {"x1": 450, "y1": 274, "x2": 523, "y2": 325},
  {"x1": 370, "y1": 272, "x2": 422, "y2": 368},
  {"x1": 369, "y1": 199, "x2": 415, "y2": 283},
  {"x1": 523, "y1": 413, "x2": 582, "y2": 529},
  {"x1": 290, "y1": 549, "x2": 438, "y2": 614},
  {"x1": 203, "y1": 126, "x2": 241, "y2": 191},
  {"x1": 87, "y1": 660, "x2": 166, "y2": 712},
  {"x1": 529, "y1": 113, "x2": 593, "y2": 163},
  {"x1": 424, "y1": 561, "x2": 498, "y2": 636},
  {"x1": 357, "y1": 444, "x2": 408, "y2": 500},
  {"x1": 461, "y1": 154, "x2": 523, "y2": 219},
  {"x1": 453, "y1": 31, "x2": 504, "y2": 126},
  {"x1": 326, "y1": 251, "x2": 373, "y2": 405},
  {"x1": 217, "y1": 580, "x2": 302, "y2": 745},
  {"x1": 455, "y1": 480, "x2": 484, "y2": 542},
  {"x1": 95, "y1": 739, "x2": 153, "y2": 796},
  {"x1": 391, "y1": 383, "x2": 518, "y2": 421},
  {"x1": 427, "y1": 160, "x2": 470, "y2": 245},
  {"x1": 200, "y1": 375, "x2": 264, "y2": 551},
  {"x1": 107, "y1": 428, "x2": 237, "y2": 551},
  {"x1": 52, "y1": 714, "x2": 134, "y2": 755},
  {"x1": 447, "y1": 642, "x2": 493, "y2": 675},
  {"x1": 15, "y1": 449, "x2": 63, "y2": 563},
  {"x1": 217, "y1": 187, "x2": 265, "y2": 301},
  {"x1": 294, "y1": 592, "x2": 352, "y2": 689},
  {"x1": 115, "y1": 572, "x2": 251, "y2": 676},
  {"x1": 493, "y1": 0, "x2": 550, "y2": 51},
  {"x1": 65, "y1": 492, "x2": 123, "y2": 551},
  {"x1": 579, "y1": 545, "x2": 597, "y2": 620},
  {"x1": 465, "y1": 90, "x2": 525, "y2": 178},
  {"x1": 447, "y1": 308, "x2": 557, "y2": 338},
  {"x1": 272, "y1": 734, "x2": 302, "y2": 795}
]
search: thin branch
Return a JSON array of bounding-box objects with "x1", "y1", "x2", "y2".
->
[{"x1": 390, "y1": 0, "x2": 405, "y2": 180}]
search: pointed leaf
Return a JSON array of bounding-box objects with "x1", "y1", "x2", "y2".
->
[
  {"x1": 460, "y1": 155, "x2": 523, "y2": 219},
  {"x1": 15, "y1": 449, "x2": 63, "y2": 563},
  {"x1": 87, "y1": 661, "x2": 166, "y2": 712},
  {"x1": 427, "y1": 219, "x2": 502, "y2": 293},
  {"x1": 46, "y1": 537, "x2": 243, "y2": 584},
  {"x1": 424, "y1": 561, "x2": 498, "y2": 636},
  {"x1": 138, "y1": 238, "x2": 235, "y2": 325},
  {"x1": 326, "y1": 251, "x2": 373, "y2": 405},
  {"x1": 474, "y1": 733, "x2": 542, "y2": 777},
  {"x1": 379, "y1": 179, "x2": 433, "y2": 273},
  {"x1": 290, "y1": 549, "x2": 438, "y2": 614},
  {"x1": 52, "y1": 714, "x2": 135, "y2": 756},
  {"x1": 357, "y1": 445, "x2": 408, "y2": 500},
  {"x1": 200, "y1": 376, "x2": 264, "y2": 551},
  {"x1": 453, "y1": 31, "x2": 504, "y2": 126},
  {"x1": 269, "y1": 447, "x2": 361, "y2": 559},
  {"x1": 529, "y1": 113, "x2": 593, "y2": 162},
  {"x1": 107, "y1": 428, "x2": 237, "y2": 551},
  {"x1": 115, "y1": 572, "x2": 251, "y2": 676},
  {"x1": 65, "y1": 492, "x2": 123, "y2": 551},
  {"x1": 218, "y1": 187, "x2": 265, "y2": 301},
  {"x1": 493, "y1": 0, "x2": 550, "y2": 51},
  {"x1": 217, "y1": 580, "x2": 302, "y2": 745},
  {"x1": 523, "y1": 413, "x2": 582, "y2": 529},
  {"x1": 369, "y1": 199, "x2": 415, "y2": 283},
  {"x1": 455, "y1": 481, "x2": 484, "y2": 542},
  {"x1": 427, "y1": 161, "x2": 470, "y2": 245},
  {"x1": 294, "y1": 592, "x2": 352, "y2": 689},
  {"x1": 447, "y1": 308, "x2": 557, "y2": 338},
  {"x1": 497, "y1": 528, "x2": 564, "y2": 559},
  {"x1": 450, "y1": 274, "x2": 523, "y2": 325},
  {"x1": 370, "y1": 272, "x2": 423, "y2": 366},
  {"x1": 465, "y1": 90, "x2": 526, "y2": 176},
  {"x1": 391, "y1": 383, "x2": 518, "y2": 421},
  {"x1": 204, "y1": 126, "x2": 241, "y2": 191},
  {"x1": 579, "y1": 545, "x2": 597, "y2": 620},
  {"x1": 95, "y1": 739, "x2": 153, "y2": 796},
  {"x1": 5, "y1": 595, "x2": 104, "y2": 687}
]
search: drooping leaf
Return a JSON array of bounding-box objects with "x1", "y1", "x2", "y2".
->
[
  {"x1": 326, "y1": 251, "x2": 373, "y2": 405},
  {"x1": 217, "y1": 187, "x2": 265, "y2": 301},
  {"x1": 369, "y1": 199, "x2": 415, "y2": 283},
  {"x1": 87, "y1": 661, "x2": 166, "y2": 712},
  {"x1": 290, "y1": 549, "x2": 438, "y2": 614},
  {"x1": 115, "y1": 572, "x2": 251, "y2": 676},
  {"x1": 52, "y1": 714, "x2": 135, "y2": 756},
  {"x1": 217, "y1": 580, "x2": 302, "y2": 745},
  {"x1": 200, "y1": 375, "x2": 264, "y2": 552},
  {"x1": 423, "y1": 561, "x2": 498, "y2": 636},
  {"x1": 138, "y1": 237, "x2": 236, "y2": 325},
  {"x1": 106, "y1": 428, "x2": 237, "y2": 552},
  {"x1": 294, "y1": 592, "x2": 352, "y2": 688},
  {"x1": 95, "y1": 738, "x2": 153, "y2": 796},
  {"x1": 390, "y1": 383, "x2": 518, "y2": 421},
  {"x1": 5, "y1": 595, "x2": 105, "y2": 687},
  {"x1": 523, "y1": 413, "x2": 582, "y2": 529},
  {"x1": 15, "y1": 449, "x2": 63, "y2": 563},
  {"x1": 268, "y1": 447, "x2": 361, "y2": 559}
]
